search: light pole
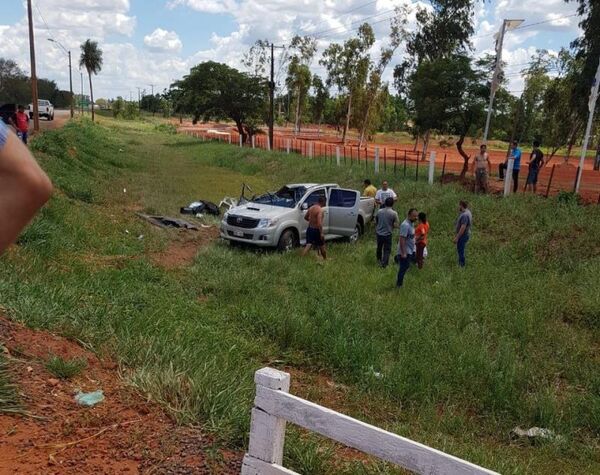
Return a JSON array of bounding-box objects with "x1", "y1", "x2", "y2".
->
[
  {"x1": 80, "y1": 70, "x2": 84, "y2": 115},
  {"x1": 482, "y1": 19, "x2": 524, "y2": 144},
  {"x1": 48, "y1": 38, "x2": 74, "y2": 118},
  {"x1": 26, "y1": 0, "x2": 40, "y2": 132}
]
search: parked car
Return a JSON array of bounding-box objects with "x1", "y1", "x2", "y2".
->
[
  {"x1": 0, "y1": 103, "x2": 17, "y2": 125},
  {"x1": 28, "y1": 99, "x2": 54, "y2": 120},
  {"x1": 220, "y1": 183, "x2": 375, "y2": 251}
]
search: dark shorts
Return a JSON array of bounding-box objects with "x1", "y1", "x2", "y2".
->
[
  {"x1": 526, "y1": 168, "x2": 539, "y2": 184},
  {"x1": 306, "y1": 227, "x2": 324, "y2": 246}
]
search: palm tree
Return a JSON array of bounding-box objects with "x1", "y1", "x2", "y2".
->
[{"x1": 79, "y1": 39, "x2": 103, "y2": 122}]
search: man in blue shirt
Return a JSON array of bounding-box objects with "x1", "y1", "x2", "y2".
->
[{"x1": 499, "y1": 141, "x2": 522, "y2": 193}]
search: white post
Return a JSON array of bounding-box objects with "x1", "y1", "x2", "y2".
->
[
  {"x1": 286, "y1": 139, "x2": 290, "y2": 154},
  {"x1": 242, "y1": 368, "x2": 291, "y2": 474},
  {"x1": 428, "y1": 151, "x2": 436, "y2": 185},
  {"x1": 483, "y1": 20, "x2": 507, "y2": 144},
  {"x1": 252, "y1": 135, "x2": 255, "y2": 149},
  {"x1": 575, "y1": 57, "x2": 600, "y2": 193},
  {"x1": 309, "y1": 142, "x2": 313, "y2": 159},
  {"x1": 336, "y1": 146, "x2": 341, "y2": 167},
  {"x1": 503, "y1": 158, "x2": 514, "y2": 197},
  {"x1": 228, "y1": 134, "x2": 232, "y2": 145},
  {"x1": 239, "y1": 134, "x2": 243, "y2": 147},
  {"x1": 267, "y1": 137, "x2": 271, "y2": 151},
  {"x1": 374, "y1": 147, "x2": 380, "y2": 174}
]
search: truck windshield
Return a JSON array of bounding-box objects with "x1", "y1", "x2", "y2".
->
[{"x1": 252, "y1": 186, "x2": 306, "y2": 208}]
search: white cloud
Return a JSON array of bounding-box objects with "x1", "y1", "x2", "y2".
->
[
  {"x1": 167, "y1": 0, "x2": 238, "y2": 14},
  {"x1": 144, "y1": 28, "x2": 183, "y2": 53}
]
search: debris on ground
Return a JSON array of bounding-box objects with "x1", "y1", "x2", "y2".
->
[
  {"x1": 137, "y1": 213, "x2": 199, "y2": 230},
  {"x1": 180, "y1": 200, "x2": 220, "y2": 216},
  {"x1": 74, "y1": 389, "x2": 105, "y2": 407},
  {"x1": 510, "y1": 426, "x2": 562, "y2": 443},
  {"x1": 218, "y1": 196, "x2": 238, "y2": 211},
  {"x1": 366, "y1": 366, "x2": 383, "y2": 379}
]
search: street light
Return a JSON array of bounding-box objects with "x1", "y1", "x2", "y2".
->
[
  {"x1": 482, "y1": 18, "x2": 524, "y2": 144},
  {"x1": 47, "y1": 38, "x2": 74, "y2": 119}
]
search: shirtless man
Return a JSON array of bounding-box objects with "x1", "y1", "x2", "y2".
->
[
  {"x1": 0, "y1": 119, "x2": 52, "y2": 254},
  {"x1": 301, "y1": 195, "x2": 327, "y2": 260}
]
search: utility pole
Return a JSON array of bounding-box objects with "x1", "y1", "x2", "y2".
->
[
  {"x1": 80, "y1": 70, "x2": 84, "y2": 114},
  {"x1": 27, "y1": 0, "x2": 40, "y2": 132},
  {"x1": 482, "y1": 19, "x2": 524, "y2": 144},
  {"x1": 149, "y1": 84, "x2": 156, "y2": 95},
  {"x1": 268, "y1": 43, "x2": 285, "y2": 150},
  {"x1": 137, "y1": 87, "x2": 142, "y2": 106},
  {"x1": 575, "y1": 56, "x2": 600, "y2": 193},
  {"x1": 48, "y1": 39, "x2": 74, "y2": 118}
]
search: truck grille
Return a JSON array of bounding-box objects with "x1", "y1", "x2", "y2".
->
[{"x1": 227, "y1": 215, "x2": 259, "y2": 229}]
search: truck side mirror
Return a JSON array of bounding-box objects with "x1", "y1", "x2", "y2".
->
[{"x1": 301, "y1": 203, "x2": 308, "y2": 211}]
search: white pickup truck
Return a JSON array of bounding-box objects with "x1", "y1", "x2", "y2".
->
[
  {"x1": 28, "y1": 99, "x2": 54, "y2": 121},
  {"x1": 220, "y1": 183, "x2": 375, "y2": 251}
]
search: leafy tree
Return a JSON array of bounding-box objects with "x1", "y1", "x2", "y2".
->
[
  {"x1": 310, "y1": 75, "x2": 328, "y2": 134},
  {"x1": 242, "y1": 39, "x2": 271, "y2": 78},
  {"x1": 172, "y1": 61, "x2": 267, "y2": 143},
  {"x1": 140, "y1": 94, "x2": 161, "y2": 115},
  {"x1": 79, "y1": 39, "x2": 103, "y2": 122},
  {"x1": 286, "y1": 36, "x2": 317, "y2": 134},
  {"x1": 320, "y1": 23, "x2": 375, "y2": 144}
]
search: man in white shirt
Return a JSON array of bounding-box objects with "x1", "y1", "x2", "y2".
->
[{"x1": 375, "y1": 181, "x2": 397, "y2": 206}]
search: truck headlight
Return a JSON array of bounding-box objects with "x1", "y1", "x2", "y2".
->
[
  {"x1": 257, "y1": 218, "x2": 277, "y2": 228},
  {"x1": 223, "y1": 211, "x2": 229, "y2": 221}
]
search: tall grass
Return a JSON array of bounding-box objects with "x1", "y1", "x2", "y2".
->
[{"x1": 0, "y1": 118, "x2": 597, "y2": 473}]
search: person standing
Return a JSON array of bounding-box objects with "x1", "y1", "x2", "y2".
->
[
  {"x1": 471, "y1": 144, "x2": 491, "y2": 193},
  {"x1": 396, "y1": 208, "x2": 417, "y2": 288},
  {"x1": 375, "y1": 180, "x2": 397, "y2": 207},
  {"x1": 453, "y1": 201, "x2": 472, "y2": 267},
  {"x1": 301, "y1": 195, "x2": 327, "y2": 260},
  {"x1": 363, "y1": 179, "x2": 377, "y2": 198},
  {"x1": 375, "y1": 197, "x2": 398, "y2": 268},
  {"x1": 0, "y1": 119, "x2": 52, "y2": 254},
  {"x1": 14, "y1": 105, "x2": 30, "y2": 145},
  {"x1": 415, "y1": 212, "x2": 429, "y2": 269},
  {"x1": 499, "y1": 141, "x2": 522, "y2": 193},
  {"x1": 525, "y1": 140, "x2": 544, "y2": 193}
]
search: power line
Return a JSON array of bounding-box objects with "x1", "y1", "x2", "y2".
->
[
  {"x1": 472, "y1": 12, "x2": 579, "y2": 40},
  {"x1": 313, "y1": 9, "x2": 396, "y2": 40}
]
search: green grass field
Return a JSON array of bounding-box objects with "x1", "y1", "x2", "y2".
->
[{"x1": 0, "y1": 117, "x2": 598, "y2": 474}]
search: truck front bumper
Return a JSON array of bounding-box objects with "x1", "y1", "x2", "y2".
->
[{"x1": 219, "y1": 222, "x2": 277, "y2": 247}]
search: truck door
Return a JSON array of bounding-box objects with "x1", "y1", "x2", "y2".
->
[
  {"x1": 299, "y1": 188, "x2": 329, "y2": 242},
  {"x1": 328, "y1": 189, "x2": 359, "y2": 236}
]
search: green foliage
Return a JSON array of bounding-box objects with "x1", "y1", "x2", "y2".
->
[
  {"x1": 45, "y1": 355, "x2": 87, "y2": 379},
  {"x1": 154, "y1": 123, "x2": 177, "y2": 134},
  {"x1": 111, "y1": 97, "x2": 140, "y2": 120},
  {"x1": 0, "y1": 352, "x2": 20, "y2": 415},
  {"x1": 556, "y1": 191, "x2": 583, "y2": 206}
]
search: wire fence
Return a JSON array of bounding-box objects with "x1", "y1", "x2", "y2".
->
[{"x1": 182, "y1": 129, "x2": 600, "y2": 204}]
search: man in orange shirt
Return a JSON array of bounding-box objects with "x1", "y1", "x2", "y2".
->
[
  {"x1": 15, "y1": 105, "x2": 30, "y2": 145},
  {"x1": 415, "y1": 212, "x2": 429, "y2": 269}
]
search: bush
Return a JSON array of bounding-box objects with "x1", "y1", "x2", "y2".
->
[
  {"x1": 45, "y1": 355, "x2": 87, "y2": 379},
  {"x1": 557, "y1": 191, "x2": 582, "y2": 206},
  {"x1": 154, "y1": 123, "x2": 177, "y2": 135}
]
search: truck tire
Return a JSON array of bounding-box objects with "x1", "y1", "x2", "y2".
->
[
  {"x1": 277, "y1": 229, "x2": 298, "y2": 252},
  {"x1": 348, "y1": 221, "x2": 363, "y2": 244}
]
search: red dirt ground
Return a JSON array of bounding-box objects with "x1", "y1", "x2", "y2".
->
[
  {"x1": 0, "y1": 317, "x2": 242, "y2": 474},
  {"x1": 178, "y1": 121, "x2": 600, "y2": 204}
]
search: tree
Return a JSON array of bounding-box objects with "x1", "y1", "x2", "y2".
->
[
  {"x1": 79, "y1": 39, "x2": 103, "y2": 122},
  {"x1": 140, "y1": 94, "x2": 161, "y2": 115},
  {"x1": 310, "y1": 75, "x2": 329, "y2": 134},
  {"x1": 172, "y1": 61, "x2": 267, "y2": 143},
  {"x1": 286, "y1": 36, "x2": 317, "y2": 134},
  {"x1": 321, "y1": 23, "x2": 375, "y2": 144},
  {"x1": 242, "y1": 39, "x2": 271, "y2": 78}
]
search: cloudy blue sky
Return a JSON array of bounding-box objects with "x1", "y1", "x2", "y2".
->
[{"x1": 0, "y1": 0, "x2": 582, "y2": 100}]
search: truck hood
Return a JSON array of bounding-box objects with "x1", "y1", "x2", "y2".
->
[{"x1": 227, "y1": 202, "x2": 293, "y2": 219}]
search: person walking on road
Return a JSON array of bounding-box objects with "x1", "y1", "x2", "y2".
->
[
  {"x1": 525, "y1": 140, "x2": 544, "y2": 193},
  {"x1": 301, "y1": 195, "x2": 327, "y2": 260},
  {"x1": 472, "y1": 144, "x2": 491, "y2": 193},
  {"x1": 396, "y1": 208, "x2": 417, "y2": 288},
  {"x1": 375, "y1": 180, "x2": 397, "y2": 207},
  {"x1": 0, "y1": 118, "x2": 52, "y2": 254},
  {"x1": 375, "y1": 197, "x2": 399, "y2": 268},
  {"x1": 363, "y1": 179, "x2": 377, "y2": 198},
  {"x1": 453, "y1": 201, "x2": 472, "y2": 268},
  {"x1": 499, "y1": 141, "x2": 522, "y2": 193},
  {"x1": 14, "y1": 105, "x2": 30, "y2": 145},
  {"x1": 415, "y1": 212, "x2": 429, "y2": 269}
]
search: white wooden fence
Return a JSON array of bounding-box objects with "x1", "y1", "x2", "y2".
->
[{"x1": 242, "y1": 368, "x2": 499, "y2": 475}]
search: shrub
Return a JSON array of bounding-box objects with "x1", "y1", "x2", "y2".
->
[{"x1": 45, "y1": 355, "x2": 87, "y2": 379}]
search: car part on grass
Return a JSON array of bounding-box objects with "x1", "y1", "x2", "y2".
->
[
  {"x1": 218, "y1": 196, "x2": 238, "y2": 211},
  {"x1": 180, "y1": 200, "x2": 220, "y2": 216},
  {"x1": 137, "y1": 213, "x2": 199, "y2": 230},
  {"x1": 75, "y1": 390, "x2": 105, "y2": 407},
  {"x1": 510, "y1": 427, "x2": 561, "y2": 443}
]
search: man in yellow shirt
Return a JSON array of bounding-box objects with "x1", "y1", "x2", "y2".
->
[{"x1": 363, "y1": 179, "x2": 377, "y2": 197}]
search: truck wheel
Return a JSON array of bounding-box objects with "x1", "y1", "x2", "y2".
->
[
  {"x1": 277, "y1": 229, "x2": 298, "y2": 252},
  {"x1": 349, "y1": 222, "x2": 362, "y2": 244}
]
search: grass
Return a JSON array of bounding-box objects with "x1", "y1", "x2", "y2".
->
[
  {"x1": 0, "y1": 352, "x2": 21, "y2": 416},
  {"x1": 45, "y1": 355, "x2": 87, "y2": 380},
  {"x1": 0, "y1": 117, "x2": 598, "y2": 473}
]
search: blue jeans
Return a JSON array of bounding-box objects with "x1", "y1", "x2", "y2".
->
[
  {"x1": 18, "y1": 131, "x2": 28, "y2": 144},
  {"x1": 457, "y1": 234, "x2": 469, "y2": 267},
  {"x1": 396, "y1": 255, "x2": 412, "y2": 287}
]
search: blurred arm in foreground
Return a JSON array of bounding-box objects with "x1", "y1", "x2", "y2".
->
[{"x1": 0, "y1": 121, "x2": 52, "y2": 254}]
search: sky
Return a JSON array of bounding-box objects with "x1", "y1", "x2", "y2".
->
[{"x1": 0, "y1": 0, "x2": 583, "y2": 101}]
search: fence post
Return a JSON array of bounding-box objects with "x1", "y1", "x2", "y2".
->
[
  {"x1": 242, "y1": 368, "x2": 291, "y2": 474},
  {"x1": 383, "y1": 147, "x2": 387, "y2": 171},
  {"x1": 545, "y1": 164, "x2": 556, "y2": 198},
  {"x1": 239, "y1": 134, "x2": 243, "y2": 147},
  {"x1": 441, "y1": 154, "x2": 447, "y2": 183},
  {"x1": 374, "y1": 147, "x2": 380, "y2": 174},
  {"x1": 428, "y1": 151, "x2": 436, "y2": 185},
  {"x1": 267, "y1": 136, "x2": 271, "y2": 151},
  {"x1": 336, "y1": 146, "x2": 341, "y2": 167},
  {"x1": 503, "y1": 158, "x2": 514, "y2": 197},
  {"x1": 228, "y1": 134, "x2": 232, "y2": 145},
  {"x1": 394, "y1": 150, "x2": 398, "y2": 175},
  {"x1": 310, "y1": 142, "x2": 314, "y2": 159},
  {"x1": 286, "y1": 139, "x2": 290, "y2": 154},
  {"x1": 403, "y1": 151, "x2": 407, "y2": 177},
  {"x1": 252, "y1": 135, "x2": 255, "y2": 149},
  {"x1": 573, "y1": 166, "x2": 580, "y2": 193}
]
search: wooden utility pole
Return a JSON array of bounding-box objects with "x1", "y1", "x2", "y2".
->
[{"x1": 27, "y1": 0, "x2": 40, "y2": 132}]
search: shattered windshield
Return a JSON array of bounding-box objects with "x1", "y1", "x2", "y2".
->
[{"x1": 251, "y1": 186, "x2": 306, "y2": 208}]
